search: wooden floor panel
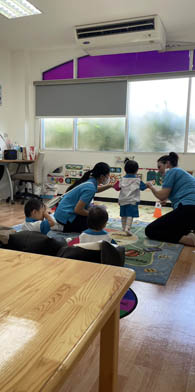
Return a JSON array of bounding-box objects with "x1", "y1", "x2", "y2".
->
[{"x1": 0, "y1": 201, "x2": 195, "y2": 392}]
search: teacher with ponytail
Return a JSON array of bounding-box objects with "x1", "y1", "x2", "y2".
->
[
  {"x1": 54, "y1": 162, "x2": 113, "y2": 233},
  {"x1": 146, "y1": 152, "x2": 195, "y2": 247}
]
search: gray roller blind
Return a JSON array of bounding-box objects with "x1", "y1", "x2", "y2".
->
[{"x1": 35, "y1": 80, "x2": 127, "y2": 116}]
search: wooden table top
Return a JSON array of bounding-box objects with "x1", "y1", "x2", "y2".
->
[
  {"x1": 0, "y1": 160, "x2": 34, "y2": 163},
  {"x1": 0, "y1": 249, "x2": 135, "y2": 392}
]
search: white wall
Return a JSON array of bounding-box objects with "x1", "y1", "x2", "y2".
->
[
  {"x1": 2, "y1": 47, "x2": 195, "y2": 201},
  {"x1": 0, "y1": 48, "x2": 12, "y2": 136}
]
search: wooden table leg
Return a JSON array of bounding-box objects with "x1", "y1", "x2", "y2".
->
[{"x1": 99, "y1": 304, "x2": 120, "y2": 392}]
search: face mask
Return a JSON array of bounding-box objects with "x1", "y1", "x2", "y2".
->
[{"x1": 101, "y1": 175, "x2": 110, "y2": 185}]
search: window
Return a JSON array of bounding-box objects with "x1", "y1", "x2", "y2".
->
[
  {"x1": 128, "y1": 79, "x2": 188, "y2": 152},
  {"x1": 40, "y1": 76, "x2": 195, "y2": 153},
  {"x1": 43, "y1": 118, "x2": 73, "y2": 149},
  {"x1": 188, "y1": 78, "x2": 195, "y2": 152},
  {"x1": 77, "y1": 118, "x2": 125, "y2": 151}
]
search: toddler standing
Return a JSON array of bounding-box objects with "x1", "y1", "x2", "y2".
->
[{"x1": 114, "y1": 159, "x2": 147, "y2": 235}]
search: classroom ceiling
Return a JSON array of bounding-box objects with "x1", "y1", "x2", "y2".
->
[{"x1": 0, "y1": 0, "x2": 195, "y2": 52}]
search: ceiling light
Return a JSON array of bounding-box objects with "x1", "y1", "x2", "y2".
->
[{"x1": 0, "y1": 0, "x2": 41, "y2": 19}]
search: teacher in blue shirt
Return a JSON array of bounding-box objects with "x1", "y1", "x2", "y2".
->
[
  {"x1": 145, "y1": 152, "x2": 195, "y2": 247},
  {"x1": 55, "y1": 162, "x2": 113, "y2": 233}
]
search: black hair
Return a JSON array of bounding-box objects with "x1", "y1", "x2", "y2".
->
[
  {"x1": 66, "y1": 162, "x2": 110, "y2": 192},
  {"x1": 158, "y1": 152, "x2": 178, "y2": 167},
  {"x1": 124, "y1": 157, "x2": 129, "y2": 164},
  {"x1": 168, "y1": 152, "x2": 179, "y2": 167},
  {"x1": 157, "y1": 154, "x2": 169, "y2": 164},
  {"x1": 24, "y1": 198, "x2": 44, "y2": 217},
  {"x1": 87, "y1": 205, "x2": 108, "y2": 231},
  {"x1": 124, "y1": 159, "x2": 139, "y2": 175}
]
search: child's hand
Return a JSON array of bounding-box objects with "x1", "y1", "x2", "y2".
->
[{"x1": 43, "y1": 208, "x2": 50, "y2": 218}]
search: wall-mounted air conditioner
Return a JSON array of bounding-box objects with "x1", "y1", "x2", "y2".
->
[{"x1": 75, "y1": 15, "x2": 166, "y2": 55}]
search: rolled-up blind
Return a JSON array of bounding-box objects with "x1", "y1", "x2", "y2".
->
[{"x1": 35, "y1": 79, "x2": 127, "y2": 116}]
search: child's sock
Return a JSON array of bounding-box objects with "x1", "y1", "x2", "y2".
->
[
  {"x1": 121, "y1": 217, "x2": 126, "y2": 231},
  {"x1": 125, "y1": 217, "x2": 133, "y2": 235}
]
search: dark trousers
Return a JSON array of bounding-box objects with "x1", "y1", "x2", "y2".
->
[
  {"x1": 57, "y1": 214, "x2": 88, "y2": 234},
  {"x1": 145, "y1": 204, "x2": 195, "y2": 243}
]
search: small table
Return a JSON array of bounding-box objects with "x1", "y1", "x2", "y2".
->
[
  {"x1": 0, "y1": 159, "x2": 34, "y2": 203},
  {"x1": 0, "y1": 249, "x2": 135, "y2": 392}
]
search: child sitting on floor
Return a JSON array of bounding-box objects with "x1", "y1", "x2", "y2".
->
[
  {"x1": 79, "y1": 205, "x2": 116, "y2": 244},
  {"x1": 22, "y1": 198, "x2": 63, "y2": 235}
]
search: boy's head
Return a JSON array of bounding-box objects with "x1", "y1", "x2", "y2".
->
[
  {"x1": 24, "y1": 198, "x2": 45, "y2": 221},
  {"x1": 87, "y1": 205, "x2": 108, "y2": 231},
  {"x1": 124, "y1": 159, "x2": 139, "y2": 175}
]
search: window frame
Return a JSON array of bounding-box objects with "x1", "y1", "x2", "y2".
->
[{"x1": 39, "y1": 71, "x2": 195, "y2": 154}]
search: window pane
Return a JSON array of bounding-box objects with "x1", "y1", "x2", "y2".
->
[
  {"x1": 188, "y1": 78, "x2": 195, "y2": 152},
  {"x1": 43, "y1": 118, "x2": 73, "y2": 149},
  {"x1": 77, "y1": 118, "x2": 125, "y2": 151},
  {"x1": 128, "y1": 79, "x2": 188, "y2": 152}
]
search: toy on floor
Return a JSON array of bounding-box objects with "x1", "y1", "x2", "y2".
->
[{"x1": 153, "y1": 201, "x2": 162, "y2": 218}]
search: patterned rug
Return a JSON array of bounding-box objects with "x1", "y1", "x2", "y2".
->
[
  {"x1": 120, "y1": 288, "x2": 137, "y2": 319},
  {"x1": 106, "y1": 218, "x2": 183, "y2": 285}
]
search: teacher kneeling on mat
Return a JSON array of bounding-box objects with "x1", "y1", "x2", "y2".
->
[
  {"x1": 145, "y1": 152, "x2": 195, "y2": 247},
  {"x1": 54, "y1": 162, "x2": 113, "y2": 233}
]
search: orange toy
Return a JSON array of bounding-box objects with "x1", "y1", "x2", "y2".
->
[{"x1": 153, "y1": 202, "x2": 162, "y2": 218}]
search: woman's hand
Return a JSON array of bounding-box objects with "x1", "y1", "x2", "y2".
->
[
  {"x1": 147, "y1": 183, "x2": 171, "y2": 201},
  {"x1": 160, "y1": 199, "x2": 168, "y2": 206},
  {"x1": 146, "y1": 181, "x2": 153, "y2": 189}
]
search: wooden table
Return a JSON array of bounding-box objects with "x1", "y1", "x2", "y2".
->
[
  {"x1": 0, "y1": 249, "x2": 135, "y2": 392},
  {"x1": 0, "y1": 160, "x2": 34, "y2": 203}
]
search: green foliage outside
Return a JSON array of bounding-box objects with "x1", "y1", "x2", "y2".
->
[
  {"x1": 44, "y1": 119, "x2": 73, "y2": 149},
  {"x1": 44, "y1": 110, "x2": 190, "y2": 153},
  {"x1": 77, "y1": 118, "x2": 125, "y2": 151},
  {"x1": 129, "y1": 108, "x2": 186, "y2": 152}
]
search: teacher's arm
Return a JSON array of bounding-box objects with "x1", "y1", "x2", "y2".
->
[
  {"x1": 97, "y1": 184, "x2": 113, "y2": 193},
  {"x1": 147, "y1": 182, "x2": 171, "y2": 201},
  {"x1": 74, "y1": 200, "x2": 89, "y2": 216}
]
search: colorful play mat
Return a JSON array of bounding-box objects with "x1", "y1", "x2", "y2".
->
[
  {"x1": 120, "y1": 288, "x2": 138, "y2": 319},
  {"x1": 106, "y1": 218, "x2": 183, "y2": 285}
]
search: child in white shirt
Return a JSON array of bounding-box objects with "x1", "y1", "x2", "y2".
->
[
  {"x1": 22, "y1": 198, "x2": 63, "y2": 235},
  {"x1": 79, "y1": 205, "x2": 116, "y2": 244},
  {"x1": 114, "y1": 158, "x2": 147, "y2": 235}
]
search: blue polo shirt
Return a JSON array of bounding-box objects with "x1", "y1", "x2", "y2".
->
[
  {"x1": 54, "y1": 178, "x2": 98, "y2": 224},
  {"x1": 162, "y1": 167, "x2": 195, "y2": 209}
]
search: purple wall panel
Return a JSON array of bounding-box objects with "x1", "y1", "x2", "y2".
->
[
  {"x1": 193, "y1": 50, "x2": 195, "y2": 70},
  {"x1": 78, "y1": 51, "x2": 189, "y2": 78},
  {"x1": 43, "y1": 60, "x2": 73, "y2": 80},
  {"x1": 42, "y1": 51, "x2": 190, "y2": 81}
]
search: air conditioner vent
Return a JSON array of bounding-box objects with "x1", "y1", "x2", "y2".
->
[
  {"x1": 76, "y1": 18, "x2": 155, "y2": 39},
  {"x1": 75, "y1": 15, "x2": 166, "y2": 55}
]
